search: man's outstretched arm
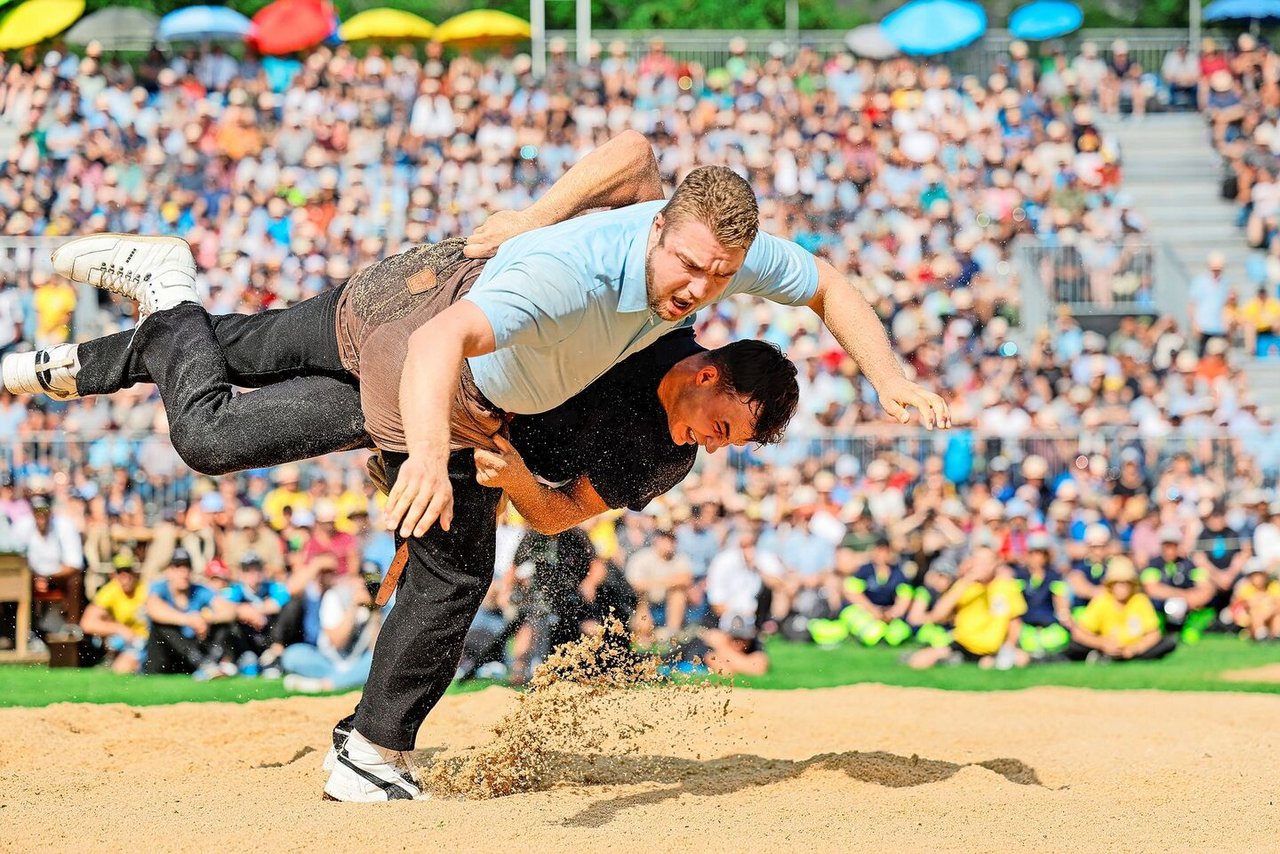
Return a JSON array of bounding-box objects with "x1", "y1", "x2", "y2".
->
[
  {"x1": 464, "y1": 130, "x2": 664, "y2": 258},
  {"x1": 807, "y1": 257, "x2": 951, "y2": 430}
]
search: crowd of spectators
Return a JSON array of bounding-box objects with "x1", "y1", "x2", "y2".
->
[{"x1": 0, "y1": 34, "x2": 1278, "y2": 682}]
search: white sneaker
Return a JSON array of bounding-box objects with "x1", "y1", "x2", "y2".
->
[
  {"x1": 51, "y1": 234, "x2": 198, "y2": 322},
  {"x1": 323, "y1": 729, "x2": 426, "y2": 802},
  {"x1": 1, "y1": 344, "x2": 80, "y2": 400}
]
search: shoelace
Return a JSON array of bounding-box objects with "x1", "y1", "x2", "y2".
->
[{"x1": 97, "y1": 263, "x2": 143, "y2": 297}]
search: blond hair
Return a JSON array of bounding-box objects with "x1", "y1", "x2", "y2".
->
[{"x1": 661, "y1": 165, "x2": 759, "y2": 250}]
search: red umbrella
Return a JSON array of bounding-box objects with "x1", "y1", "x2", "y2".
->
[{"x1": 249, "y1": 0, "x2": 335, "y2": 55}]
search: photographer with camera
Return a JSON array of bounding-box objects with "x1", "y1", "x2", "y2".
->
[{"x1": 280, "y1": 556, "x2": 381, "y2": 694}]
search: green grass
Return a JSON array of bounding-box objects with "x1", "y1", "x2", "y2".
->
[{"x1": 2, "y1": 635, "x2": 1279, "y2": 708}]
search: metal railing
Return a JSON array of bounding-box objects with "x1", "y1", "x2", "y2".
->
[
  {"x1": 1014, "y1": 236, "x2": 1190, "y2": 333},
  {"x1": 0, "y1": 428, "x2": 1265, "y2": 513},
  {"x1": 546, "y1": 28, "x2": 1206, "y2": 81}
]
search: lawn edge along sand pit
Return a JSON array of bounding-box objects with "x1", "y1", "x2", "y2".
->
[{"x1": 2, "y1": 682, "x2": 1279, "y2": 852}]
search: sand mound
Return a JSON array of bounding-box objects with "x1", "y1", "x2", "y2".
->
[
  {"x1": 424, "y1": 618, "x2": 729, "y2": 799},
  {"x1": 3, "y1": 684, "x2": 1280, "y2": 851}
]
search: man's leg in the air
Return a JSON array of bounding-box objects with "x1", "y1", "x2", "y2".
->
[
  {"x1": 2, "y1": 235, "x2": 369, "y2": 473},
  {"x1": 74, "y1": 285, "x2": 350, "y2": 395},
  {"x1": 323, "y1": 450, "x2": 502, "y2": 802}
]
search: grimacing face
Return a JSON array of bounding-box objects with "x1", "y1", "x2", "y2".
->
[
  {"x1": 664, "y1": 362, "x2": 758, "y2": 453},
  {"x1": 645, "y1": 213, "x2": 747, "y2": 322}
]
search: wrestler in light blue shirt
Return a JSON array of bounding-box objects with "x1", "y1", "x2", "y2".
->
[{"x1": 463, "y1": 200, "x2": 818, "y2": 415}]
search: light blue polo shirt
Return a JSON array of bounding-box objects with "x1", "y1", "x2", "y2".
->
[{"x1": 463, "y1": 200, "x2": 818, "y2": 414}]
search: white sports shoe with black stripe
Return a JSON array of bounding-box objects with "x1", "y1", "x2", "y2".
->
[
  {"x1": 2, "y1": 343, "x2": 81, "y2": 400},
  {"x1": 323, "y1": 728, "x2": 427, "y2": 802},
  {"x1": 51, "y1": 233, "x2": 198, "y2": 322}
]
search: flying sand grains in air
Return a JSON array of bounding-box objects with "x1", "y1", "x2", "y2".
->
[{"x1": 423, "y1": 617, "x2": 731, "y2": 799}]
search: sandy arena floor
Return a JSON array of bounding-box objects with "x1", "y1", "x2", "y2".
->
[{"x1": 1, "y1": 683, "x2": 1277, "y2": 852}]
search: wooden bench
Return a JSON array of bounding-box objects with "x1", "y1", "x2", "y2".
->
[{"x1": 0, "y1": 553, "x2": 33, "y2": 661}]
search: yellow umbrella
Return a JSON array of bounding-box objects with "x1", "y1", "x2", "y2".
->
[
  {"x1": 433, "y1": 9, "x2": 529, "y2": 48},
  {"x1": 339, "y1": 8, "x2": 434, "y2": 41},
  {"x1": 0, "y1": 0, "x2": 84, "y2": 50}
]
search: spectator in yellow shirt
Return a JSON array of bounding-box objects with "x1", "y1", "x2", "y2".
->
[
  {"x1": 909, "y1": 547, "x2": 1029, "y2": 670},
  {"x1": 1066, "y1": 556, "x2": 1177, "y2": 661},
  {"x1": 1241, "y1": 284, "x2": 1280, "y2": 357},
  {"x1": 79, "y1": 554, "x2": 148, "y2": 673},
  {"x1": 1228, "y1": 557, "x2": 1280, "y2": 640},
  {"x1": 261, "y1": 464, "x2": 312, "y2": 531},
  {"x1": 32, "y1": 272, "x2": 76, "y2": 347}
]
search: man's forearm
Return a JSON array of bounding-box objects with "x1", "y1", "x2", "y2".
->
[
  {"x1": 522, "y1": 130, "x2": 663, "y2": 228},
  {"x1": 503, "y1": 471, "x2": 602, "y2": 535},
  {"x1": 810, "y1": 260, "x2": 907, "y2": 390},
  {"x1": 401, "y1": 304, "x2": 493, "y2": 458}
]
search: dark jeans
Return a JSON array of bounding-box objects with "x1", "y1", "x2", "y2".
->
[
  {"x1": 349, "y1": 450, "x2": 502, "y2": 751},
  {"x1": 75, "y1": 288, "x2": 370, "y2": 473}
]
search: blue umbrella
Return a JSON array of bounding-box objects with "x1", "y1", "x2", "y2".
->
[
  {"x1": 881, "y1": 0, "x2": 987, "y2": 56},
  {"x1": 1009, "y1": 0, "x2": 1083, "y2": 40},
  {"x1": 1204, "y1": 0, "x2": 1280, "y2": 21},
  {"x1": 157, "y1": 5, "x2": 252, "y2": 43}
]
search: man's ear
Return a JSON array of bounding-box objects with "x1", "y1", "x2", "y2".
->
[
  {"x1": 697, "y1": 365, "x2": 720, "y2": 386},
  {"x1": 653, "y1": 211, "x2": 665, "y2": 242}
]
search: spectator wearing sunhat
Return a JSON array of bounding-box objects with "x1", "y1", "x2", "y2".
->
[
  {"x1": 1067, "y1": 556, "x2": 1176, "y2": 662},
  {"x1": 222, "y1": 506, "x2": 287, "y2": 577},
  {"x1": 1227, "y1": 556, "x2": 1280, "y2": 640},
  {"x1": 79, "y1": 553, "x2": 148, "y2": 673},
  {"x1": 1014, "y1": 532, "x2": 1072, "y2": 658},
  {"x1": 14, "y1": 492, "x2": 85, "y2": 638},
  {"x1": 1141, "y1": 526, "x2": 1216, "y2": 644}
]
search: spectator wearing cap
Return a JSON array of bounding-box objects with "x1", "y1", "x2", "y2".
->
[
  {"x1": 998, "y1": 499, "x2": 1035, "y2": 562},
  {"x1": 223, "y1": 506, "x2": 286, "y2": 577},
  {"x1": 624, "y1": 527, "x2": 693, "y2": 643},
  {"x1": 280, "y1": 557, "x2": 379, "y2": 694},
  {"x1": 1141, "y1": 527, "x2": 1216, "y2": 643},
  {"x1": 906, "y1": 552, "x2": 960, "y2": 649},
  {"x1": 1014, "y1": 532, "x2": 1072, "y2": 657},
  {"x1": 143, "y1": 548, "x2": 236, "y2": 677},
  {"x1": 79, "y1": 553, "x2": 148, "y2": 673},
  {"x1": 219, "y1": 551, "x2": 291, "y2": 675},
  {"x1": 909, "y1": 547, "x2": 1029, "y2": 670},
  {"x1": 1066, "y1": 556, "x2": 1176, "y2": 662},
  {"x1": 1192, "y1": 501, "x2": 1251, "y2": 620},
  {"x1": 300, "y1": 500, "x2": 357, "y2": 576},
  {"x1": 1228, "y1": 557, "x2": 1280, "y2": 640},
  {"x1": 1189, "y1": 252, "x2": 1233, "y2": 353},
  {"x1": 812, "y1": 535, "x2": 913, "y2": 648},
  {"x1": 1068, "y1": 523, "x2": 1114, "y2": 610},
  {"x1": 1161, "y1": 44, "x2": 1200, "y2": 110},
  {"x1": 262, "y1": 465, "x2": 311, "y2": 531},
  {"x1": 14, "y1": 492, "x2": 85, "y2": 639}
]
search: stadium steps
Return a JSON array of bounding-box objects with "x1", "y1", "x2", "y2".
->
[{"x1": 1098, "y1": 113, "x2": 1254, "y2": 285}]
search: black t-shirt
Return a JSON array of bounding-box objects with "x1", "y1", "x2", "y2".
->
[{"x1": 508, "y1": 329, "x2": 702, "y2": 512}]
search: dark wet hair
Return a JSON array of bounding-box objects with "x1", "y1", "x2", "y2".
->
[{"x1": 704, "y1": 340, "x2": 799, "y2": 445}]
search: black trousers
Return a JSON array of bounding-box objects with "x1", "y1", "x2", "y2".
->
[
  {"x1": 76, "y1": 288, "x2": 370, "y2": 473},
  {"x1": 350, "y1": 450, "x2": 502, "y2": 751}
]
